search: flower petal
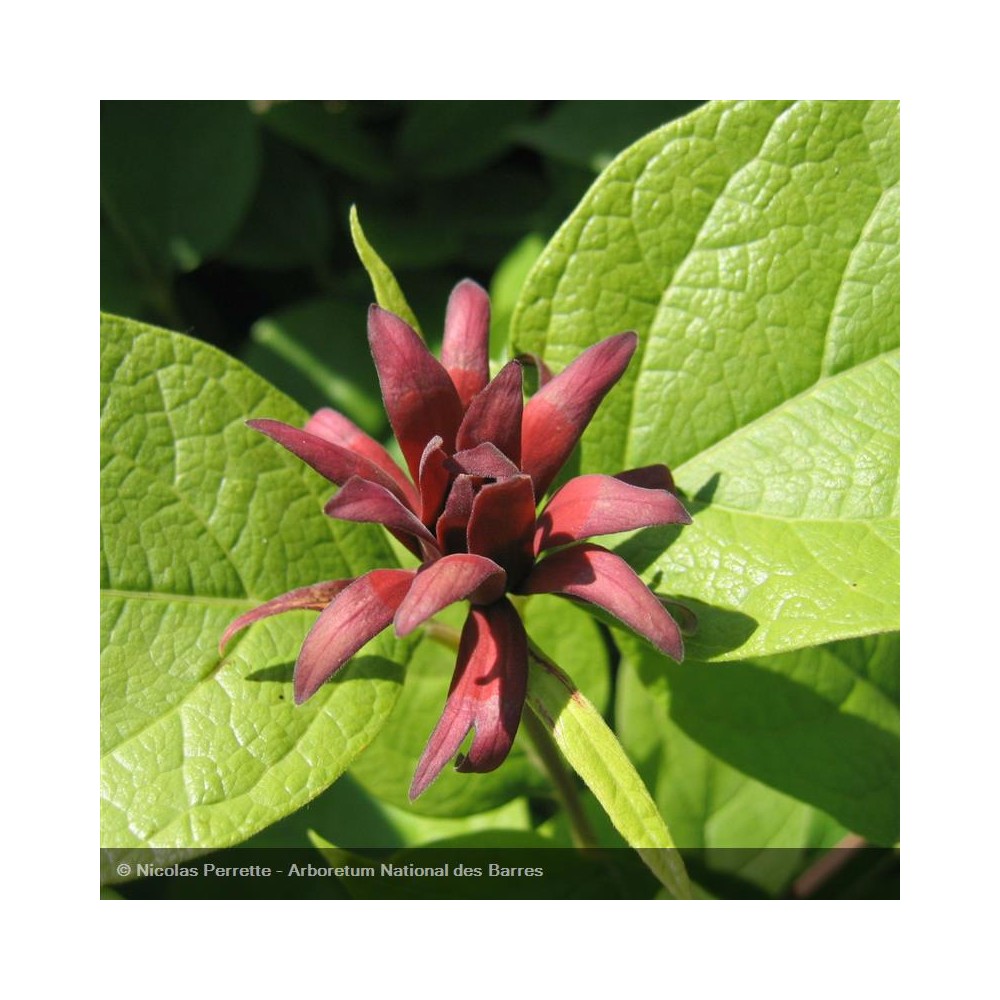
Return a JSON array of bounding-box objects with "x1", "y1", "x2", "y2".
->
[
  {"x1": 247, "y1": 418, "x2": 410, "y2": 505},
  {"x1": 456, "y1": 359, "x2": 523, "y2": 465},
  {"x1": 305, "y1": 407, "x2": 419, "y2": 510},
  {"x1": 520, "y1": 331, "x2": 638, "y2": 497},
  {"x1": 418, "y1": 435, "x2": 452, "y2": 527},
  {"x1": 441, "y1": 279, "x2": 491, "y2": 407},
  {"x1": 436, "y1": 473, "x2": 477, "y2": 553},
  {"x1": 518, "y1": 542, "x2": 683, "y2": 661},
  {"x1": 393, "y1": 554, "x2": 507, "y2": 637},
  {"x1": 324, "y1": 476, "x2": 440, "y2": 557},
  {"x1": 294, "y1": 568, "x2": 416, "y2": 703},
  {"x1": 447, "y1": 441, "x2": 521, "y2": 480},
  {"x1": 467, "y1": 475, "x2": 536, "y2": 587},
  {"x1": 219, "y1": 580, "x2": 353, "y2": 652},
  {"x1": 409, "y1": 599, "x2": 527, "y2": 799},
  {"x1": 368, "y1": 305, "x2": 465, "y2": 482},
  {"x1": 535, "y1": 473, "x2": 691, "y2": 553}
]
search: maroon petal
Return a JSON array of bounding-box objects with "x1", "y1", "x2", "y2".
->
[
  {"x1": 393, "y1": 554, "x2": 507, "y2": 637},
  {"x1": 294, "y1": 568, "x2": 416, "y2": 703},
  {"x1": 615, "y1": 464, "x2": 676, "y2": 493},
  {"x1": 247, "y1": 419, "x2": 410, "y2": 505},
  {"x1": 418, "y1": 435, "x2": 452, "y2": 527},
  {"x1": 324, "y1": 477, "x2": 440, "y2": 557},
  {"x1": 305, "y1": 407, "x2": 419, "y2": 509},
  {"x1": 368, "y1": 305, "x2": 465, "y2": 481},
  {"x1": 456, "y1": 359, "x2": 523, "y2": 465},
  {"x1": 441, "y1": 279, "x2": 491, "y2": 408},
  {"x1": 436, "y1": 473, "x2": 477, "y2": 553},
  {"x1": 468, "y1": 475, "x2": 536, "y2": 587},
  {"x1": 519, "y1": 542, "x2": 683, "y2": 661},
  {"x1": 409, "y1": 599, "x2": 527, "y2": 798},
  {"x1": 535, "y1": 473, "x2": 691, "y2": 553},
  {"x1": 219, "y1": 580, "x2": 353, "y2": 652},
  {"x1": 447, "y1": 442, "x2": 521, "y2": 481},
  {"x1": 520, "y1": 332, "x2": 638, "y2": 497}
]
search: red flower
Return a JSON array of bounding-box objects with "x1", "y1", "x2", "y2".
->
[{"x1": 221, "y1": 280, "x2": 691, "y2": 798}]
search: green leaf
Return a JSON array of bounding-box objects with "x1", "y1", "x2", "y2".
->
[
  {"x1": 489, "y1": 233, "x2": 546, "y2": 360},
  {"x1": 617, "y1": 352, "x2": 899, "y2": 657},
  {"x1": 246, "y1": 772, "x2": 532, "y2": 849},
  {"x1": 616, "y1": 648, "x2": 848, "y2": 897},
  {"x1": 101, "y1": 314, "x2": 412, "y2": 850},
  {"x1": 525, "y1": 642, "x2": 691, "y2": 899},
  {"x1": 349, "y1": 205, "x2": 422, "y2": 333},
  {"x1": 101, "y1": 101, "x2": 260, "y2": 275},
  {"x1": 617, "y1": 627, "x2": 898, "y2": 850},
  {"x1": 512, "y1": 100, "x2": 899, "y2": 657},
  {"x1": 245, "y1": 296, "x2": 387, "y2": 435}
]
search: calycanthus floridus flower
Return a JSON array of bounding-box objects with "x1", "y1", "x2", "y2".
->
[{"x1": 221, "y1": 280, "x2": 691, "y2": 798}]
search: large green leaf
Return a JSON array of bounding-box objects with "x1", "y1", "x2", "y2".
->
[
  {"x1": 511, "y1": 100, "x2": 899, "y2": 656},
  {"x1": 616, "y1": 628, "x2": 898, "y2": 852},
  {"x1": 101, "y1": 315, "x2": 411, "y2": 850}
]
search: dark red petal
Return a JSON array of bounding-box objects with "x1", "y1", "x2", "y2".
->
[
  {"x1": 615, "y1": 464, "x2": 676, "y2": 493},
  {"x1": 409, "y1": 599, "x2": 527, "y2": 799},
  {"x1": 324, "y1": 477, "x2": 440, "y2": 556},
  {"x1": 468, "y1": 475, "x2": 536, "y2": 587},
  {"x1": 305, "y1": 408, "x2": 419, "y2": 510},
  {"x1": 436, "y1": 473, "x2": 477, "y2": 553},
  {"x1": 294, "y1": 568, "x2": 416, "y2": 703},
  {"x1": 219, "y1": 580, "x2": 353, "y2": 652},
  {"x1": 520, "y1": 332, "x2": 638, "y2": 497},
  {"x1": 247, "y1": 418, "x2": 410, "y2": 505},
  {"x1": 518, "y1": 542, "x2": 683, "y2": 661},
  {"x1": 393, "y1": 554, "x2": 507, "y2": 637},
  {"x1": 447, "y1": 442, "x2": 521, "y2": 480},
  {"x1": 418, "y1": 436, "x2": 452, "y2": 527},
  {"x1": 456, "y1": 359, "x2": 523, "y2": 465},
  {"x1": 441, "y1": 279, "x2": 491, "y2": 408},
  {"x1": 535, "y1": 473, "x2": 691, "y2": 553},
  {"x1": 368, "y1": 305, "x2": 465, "y2": 481}
]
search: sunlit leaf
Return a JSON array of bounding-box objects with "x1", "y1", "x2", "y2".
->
[{"x1": 101, "y1": 314, "x2": 412, "y2": 850}]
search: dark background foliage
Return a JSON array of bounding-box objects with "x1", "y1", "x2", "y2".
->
[{"x1": 101, "y1": 99, "x2": 703, "y2": 428}]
